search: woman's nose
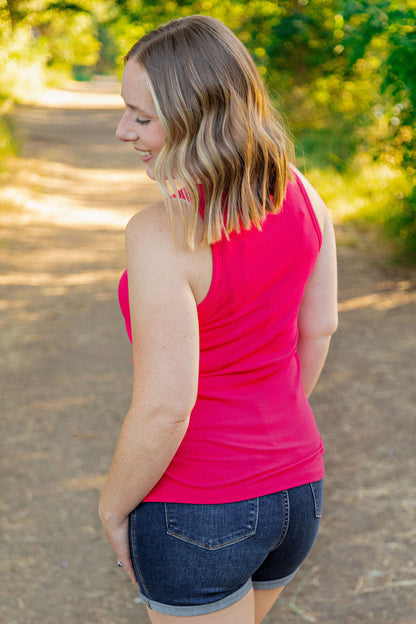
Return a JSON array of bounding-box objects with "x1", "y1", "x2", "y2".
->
[{"x1": 116, "y1": 114, "x2": 138, "y2": 142}]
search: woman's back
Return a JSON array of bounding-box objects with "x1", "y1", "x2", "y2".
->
[{"x1": 119, "y1": 172, "x2": 325, "y2": 503}]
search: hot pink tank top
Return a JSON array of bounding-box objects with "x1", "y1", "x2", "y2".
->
[{"x1": 118, "y1": 172, "x2": 324, "y2": 503}]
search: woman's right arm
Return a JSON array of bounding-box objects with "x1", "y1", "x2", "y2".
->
[{"x1": 295, "y1": 169, "x2": 338, "y2": 398}]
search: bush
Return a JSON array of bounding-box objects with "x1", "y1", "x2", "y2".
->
[
  {"x1": 384, "y1": 189, "x2": 416, "y2": 263},
  {"x1": 0, "y1": 99, "x2": 18, "y2": 171}
]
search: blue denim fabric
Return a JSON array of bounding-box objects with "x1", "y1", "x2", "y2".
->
[{"x1": 129, "y1": 480, "x2": 323, "y2": 616}]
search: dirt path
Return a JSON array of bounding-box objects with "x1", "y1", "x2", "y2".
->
[{"x1": 1, "y1": 78, "x2": 415, "y2": 624}]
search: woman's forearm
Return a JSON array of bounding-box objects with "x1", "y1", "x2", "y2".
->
[
  {"x1": 99, "y1": 407, "x2": 189, "y2": 524},
  {"x1": 297, "y1": 333, "x2": 333, "y2": 398}
]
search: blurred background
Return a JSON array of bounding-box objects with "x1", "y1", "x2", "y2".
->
[
  {"x1": 1, "y1": 2, "x2": 415, "y2": 624},
  {"x1": 1, "y1": 0, "x2": 416, "y2": 262}
]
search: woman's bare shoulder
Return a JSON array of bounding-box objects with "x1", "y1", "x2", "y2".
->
[
  {"x1": 126, "y1": 201, "x2": 169, "y2": 239},
  {"x1": 125, "y1": 198, "x2": 199, "y2": 252}
]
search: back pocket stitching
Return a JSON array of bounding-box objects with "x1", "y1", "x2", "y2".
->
[{"x1": 164, "y1": 500, "x2": 259, "y2": 551}]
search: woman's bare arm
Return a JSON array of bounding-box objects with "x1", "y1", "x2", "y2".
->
[
  {"x1": 99, "y1": 202, "x2": 199, "y2": 578},
  {"x1": 294, "y1": 168, "x2": 338, "y2": 397}
]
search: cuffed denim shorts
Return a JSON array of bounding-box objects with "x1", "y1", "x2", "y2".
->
[{"x1": 129, "y1": 479, "x2": 323, "y2": 617}]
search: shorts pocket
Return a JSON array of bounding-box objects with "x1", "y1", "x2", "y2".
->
[
  {"x1": 309, "y1": 480, "x2": 323, "y2": 519},
  {"x1": 165, "y1": 499, "x2": 259, "y2": 550}
]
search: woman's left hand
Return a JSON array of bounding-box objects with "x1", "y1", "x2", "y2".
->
[{"x1": 100, "y1": 513, "x2": 138, "y2": 585}]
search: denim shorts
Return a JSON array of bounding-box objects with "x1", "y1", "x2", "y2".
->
[{"x1": 129, "y1": 479, "x2": 323, "y2": 617}]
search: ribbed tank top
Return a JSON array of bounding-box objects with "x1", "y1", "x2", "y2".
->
[{"x1": 118, "y1": 172, "x2": 324, "y2": 503}]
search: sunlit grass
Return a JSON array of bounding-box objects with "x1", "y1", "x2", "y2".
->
[
  {"x1": 303, "y1": 158, "x2": 415, "y2": 262},
  {"x1": 0, "y1": 98, "x2": 18, "y2": 172},
  {"x1": 305, "y1": 158, "x2": 410, "y2": 224}
]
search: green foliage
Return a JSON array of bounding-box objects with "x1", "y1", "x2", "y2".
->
[
  {"x1": 0, "y1": 0, "x2": 103, "y2": 167},
  {"x1": 0, "y1": 0, "x2": 101, "y2": 100},
  {"x1": 384, "y1": 189, "x2": 416, "y2": 263},
  {"x1": 0, "y1": 115, "x2": 17, "y2": 171},
  {"x1": 0, "y1": 0, "x2": 415, "y2": 261}
]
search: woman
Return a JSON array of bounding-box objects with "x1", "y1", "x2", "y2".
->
[{"x1": 99, "y1": 15, "x2": 338, "y2": 624}]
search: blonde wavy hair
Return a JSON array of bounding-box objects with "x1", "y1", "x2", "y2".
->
[{"x1": 125, "y1": 15, "x2": 293, "y2": 247}]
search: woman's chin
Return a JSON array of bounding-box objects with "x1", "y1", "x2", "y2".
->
[{"x1": 144, "y1": 164, "x2": 156, "y2": 180}]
